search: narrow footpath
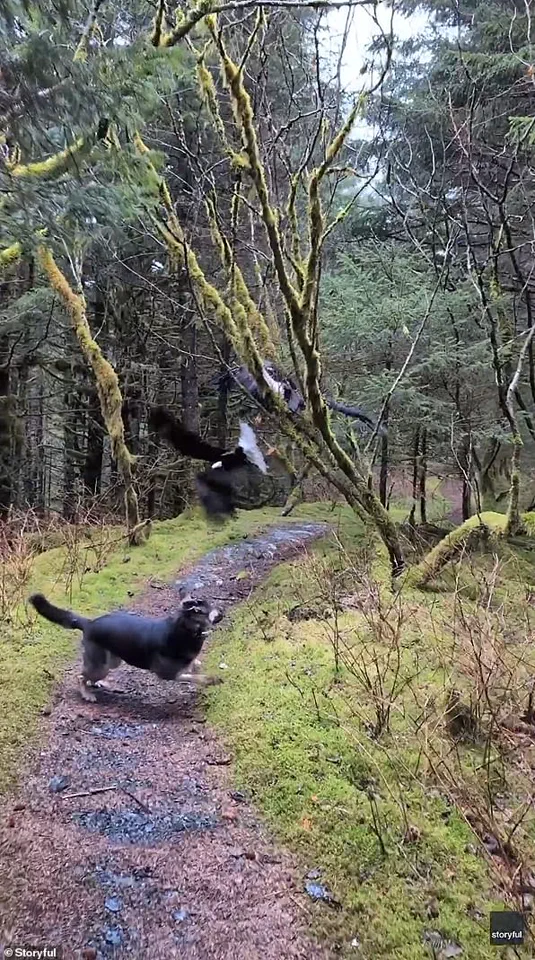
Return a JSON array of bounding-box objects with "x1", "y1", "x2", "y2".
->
[{"x1": 0, "y1": 522, "x2": 333, "y2": 960}]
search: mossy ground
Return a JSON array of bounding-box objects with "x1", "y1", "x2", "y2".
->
[
  {"x1": 3, "y1": 499, "x2": 535, "y2": 957},
  {"x1": 204, "y1": 503, "x2": 535, "y2": 958}
]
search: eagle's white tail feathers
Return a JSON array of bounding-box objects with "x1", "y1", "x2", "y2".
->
[{"x1": 238, "y1": 422, "x2": 268, "y2": 474}]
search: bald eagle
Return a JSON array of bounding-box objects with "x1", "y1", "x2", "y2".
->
[
  {"x1": 224, "y1": 361, "x2": 385, "y2": 435},
  {"x1": 149, "y1": 407, "x2": 267, "y2": 520}
]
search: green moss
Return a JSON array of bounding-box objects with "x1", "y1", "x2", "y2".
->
[
  {"x1": 406, "y1": 512, "x2": 508, "y2": 587},
  {"x1": 204, "y1": 508, "x2": 512, "y2": 957},
  {"x1": 0, "y1": 506, "x2": 283, "y2": 793}
]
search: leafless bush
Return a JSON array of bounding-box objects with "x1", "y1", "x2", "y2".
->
[
  {"x1": 295, "y1": 538, "x2": 422, "y2": 737},
  {"x1": 58, "y1": 502, "x2": 126, "y2": 600},
  {"x1": 0, "y1": 510, "x2": 39, "y2": 622}
]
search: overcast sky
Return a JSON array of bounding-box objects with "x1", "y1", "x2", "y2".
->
[
  {"x1": 320, "y1": 3, "x2": 431, "y2": 141},
  {"x1": 324, "y1": 3, "x2": 431, "y2": 92}
]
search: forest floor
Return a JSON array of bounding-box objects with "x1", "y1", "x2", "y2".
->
[
  {"x1": 0, "y1": 520, "x2": 333, "y2": 960},
  {"x1": 2, "y1": 499, "x2": 535, "y2": 959}
]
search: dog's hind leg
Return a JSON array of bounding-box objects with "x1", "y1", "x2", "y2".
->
[
  {"x1": 80, "y1": 639, "x2": 115, "y2": 702},
  {"x1": 93, "y1": 655, "x2": 122, "y2": 690}
]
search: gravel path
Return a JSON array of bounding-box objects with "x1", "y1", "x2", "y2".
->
[{"x1": 0, "y1": 522, "x2": 334, "y2": 960}]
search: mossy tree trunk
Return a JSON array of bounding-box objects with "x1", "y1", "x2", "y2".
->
[
  {"x1": 0, "y1": 327, "x2": 12, "y2": 517},
  {"x1": 83, "y1": 388, "x2": 104, "y2": 497},
  {"x1": 379, "y1": 398, "x2": 389, "y2": 509},
  {"x1": 38, "y1": 247, "x2": 145, "y2": 544},
  {"x1": 408, "y1": 427, "x2": 420, "y2": 527},
  {"x1": 281, "y1": 464, "x2": 310, "y2": 516},
  {"x1": 419, "y1": 427, "x2": 427, "y2": 524}
]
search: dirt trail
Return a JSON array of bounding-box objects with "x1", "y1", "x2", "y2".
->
[{"x1": 0, "y1": 522, "x2": 334, "y2": 960}]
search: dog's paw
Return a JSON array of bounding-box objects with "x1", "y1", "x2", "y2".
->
[{"x1": 79, "y1": 678, "x2": 98, "y2": 702}]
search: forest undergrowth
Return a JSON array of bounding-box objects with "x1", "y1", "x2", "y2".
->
[
  {"x1": 204, "y1": 506, "x2": 535, "y2": 958},
  {"x1": 2, "y1": 498, "x2": 535, "y2": 957}
]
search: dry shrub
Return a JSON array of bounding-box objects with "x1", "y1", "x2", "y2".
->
[
  {"x1": 57, "y1": 503, "x2": 125, "y2": 600},
  {"x1": 0, "y1": 509, "x2": 41, "y2": 622}
]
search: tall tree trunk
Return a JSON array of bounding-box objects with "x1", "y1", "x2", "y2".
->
[
  {"x1": 63, "y1": 389, "x2": 79, "y2": 521},
  {"x1": 38, "y1": 247, "x2": 143, "y2": 543},
  {"x1": 379, "y1": 399, "x2": 389, "y2": 508},
  {"x1": 216, "y1": 335, "x2": 231, "y2": 448},
  {"x1": 83, "y1": 387, "x2": 104, "y2": 497},
  {"x1": 408, "y1": 427, "x2": 420, "y2": 527},
  {"x1": 0, "y1": 333, "x2": 11, "y2": 517},
  {"x1": 180, "y1": 317, "x2": 199, "y2": 512},
  {"x1": 460, "y1": 435, "x2": 472, "y2": 522},
  {"x1": 419, "y1": 426, "x2": 428, "y2": 524}
]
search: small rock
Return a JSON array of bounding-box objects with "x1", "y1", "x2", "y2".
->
[
  {"x1": 350, "y1": 937, "x2": 360, "y2": 949},
  {"x1": 230, "y1": 790, "x2": 248, "y2": 803},
  {"x1": 305, "y1": 881, "x2": 341, "y2": 908},
  {"x1": 82, "y1": 949, "x2": 97, "y2": 960},
  {"x1": 244, "y1": 850, "x2": 257, "y2": 861},
  {"x1": 467, "y1": 903, "x2": 484, "y2": 921},
  {"x1": 221, "y1": 805, "x2": 239, "y2": 822},
  {"x1": 483, "y1": 833, "x2": 501, "y2": 856},
  {"x1": 307, "y1": 868, "x2": 322, "y2": 880},
  {"x1": 105, "y1": 926, "x2": 123, "y2": 947},
  {"x1": 523, "y1": 893, "x2": 534, "y2": 912},
  {"x1": 105, "y1": 896, "x2": 122, "y2": 913},
  {"x1": 173, "y1": 908, "x2": 189, "y2": 922},
  {"x1": 227, "y1": 847, "x2": 245, "y2": 858},
  {"x1": 49, "y1": 774, "x2": 70, "y2": 793},
  {"x1": 13, "y1": 803, "x2": 26, "y2": 812},
  {"x1": 517, "y1": 871, "x2": 535, "y2": 893},
  {"x1": 219, "y1": 662, "x2": 229, "y2": 670},
  {"x1": 442, "y1": 943, "x2": 463, "y2": 958},
  {"x1": 464, "y1": 843, "x2": 478, "y2": 856},
  {"x1": 42, "y1": 706, "x2": 52, "y2": 716}
]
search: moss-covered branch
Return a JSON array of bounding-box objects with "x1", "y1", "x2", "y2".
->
[
  {"x1": 8, "y1": 120, "x2": 108, "y2": 183},
  {"x1": 205, "y1": 24, "x2": 404, "y2": 574},
  {"x1": 74, "y1": 0, "x2": 106, "y2": 62},
  {"x1": 406, "y1": 513, "x2": 506, "y2": 588},
  {"x1": 37, "y1": 246, "x2": 144, "y2": 544},
  {"x1": 504, "y1": 326, "x2": 535, "y2": 535},
  {"x1": 0, "y1": 242, "x2": 22, "y2": 269},
  {"x1": 205, "y1": 195, "x2": 275, "y2": 356},
  {"x1": 152, "y1": 0, "x2": 214, "y2": 47},
  {"x1": 9, "y1": 137, "x2": 89, "y2": 182}
]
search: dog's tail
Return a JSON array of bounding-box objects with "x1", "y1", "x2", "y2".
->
[{"x1": 29, "y1": 593, "x2": 89, "y2": 631}]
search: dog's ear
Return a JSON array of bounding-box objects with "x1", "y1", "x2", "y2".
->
[{"x1": 181, "y1": 596, "x2": 212, "y2": 617}]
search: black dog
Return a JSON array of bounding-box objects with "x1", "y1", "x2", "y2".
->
[{"x1": 29, "y1": 593, "x2": 222, "y2": 702}]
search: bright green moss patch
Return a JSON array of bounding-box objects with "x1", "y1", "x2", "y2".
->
[
  {"x1": 0, "y1": 506, "x2": 286, "y2": 792},
  {"x1": 205, "y1": 505, "x2": 525, "y2": 959},
  {"x1": 406, "y1": 512, "x2": 508, "y2": 587}
]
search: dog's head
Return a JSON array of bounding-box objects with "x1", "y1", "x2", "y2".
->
[{"x1": 179, "y1": 594, "x2": 222, "y2": 633}]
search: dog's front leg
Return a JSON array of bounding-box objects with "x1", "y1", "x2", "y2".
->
[
  {"x1": 179, "y1": 660, "x2": 222, "y2": 687},
  {"x1": 79, "y1": 676, "x2": 98, "y2": 703}
]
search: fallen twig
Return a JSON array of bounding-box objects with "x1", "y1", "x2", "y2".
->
[
  {"x1": 61, "y1": 782, "x2": 151, "y2": 813},
  {"x1": 61, "y1": 784, "x2": 119, "y2": 800}
]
